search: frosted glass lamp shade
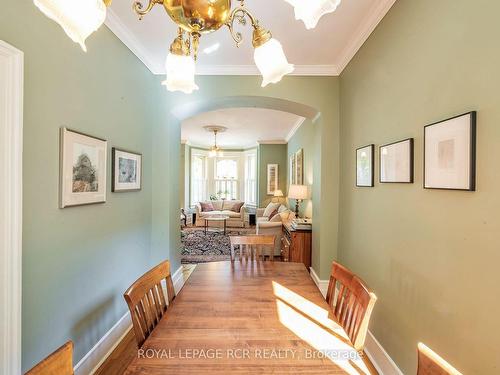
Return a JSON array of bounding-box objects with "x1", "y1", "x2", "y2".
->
[
  {"x1": 285, "y1": 0, "x2": 341, "y2": 29},
  {"x1": 162, "y1": 53, "x2": 199, "y2": 94},
  {"x1": 254, "y1": 38, "x2": 294, "y2": 87},
  {"x1": 33, "y1": 0, "x2": 107, "y2": 52}
]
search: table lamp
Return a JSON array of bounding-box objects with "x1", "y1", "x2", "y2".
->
[
  {"x1": 288, "y1": 184, "x2": 308, "y2": 218},
  {"x1": 273, "y1": 189, "x2": 284, "y2": 203}
]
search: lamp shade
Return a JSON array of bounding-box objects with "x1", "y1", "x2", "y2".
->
[
  {"x1": 288, "y1": 184, "x2": 308, "y2": 200},
  {"x1": 254, "y1": 38, "x2": 294, "y2": 87},
  {"x1": 162, "y1": 53, "x2": 199, "y2": 94},
  {"x1": 34, "y1": 0, "x2": 107, "y2": 52},
  {"x1": 273, "y1": 189, "x2": 284, "y2": 198},
  {"x1": 285, "y1": 0, "x2": 341, "y2": 30}
]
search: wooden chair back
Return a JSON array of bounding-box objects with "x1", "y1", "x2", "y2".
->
[
  {"x1": 417, "y1": 343, "x2": 463, "y2": 375},
  {"x1": 25, "y1": 341, "x2": 73, "y2": 375},
  {"x1": 230, "y1": 235, "x2": 275, "y2": 261},
  {"x1": 124, "y1": 261, "x2": 176, "y2": 347},
  {"x1": 325, "y1": 261, "x2": 377, "y2": 351}
]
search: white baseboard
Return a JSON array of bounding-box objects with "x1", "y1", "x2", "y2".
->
[
  {"x1": 364, "y1": 331, "x2": 404, "y2": 375},
  {"x1": 309, "y1": 267, "x2": 402, "y2": 375},
  {"x1": 309, "y1": 267, "x2": 329, "y2": 297},
  {"x1": 75, "y1": 265, "x2": 187, "y2": 375}
]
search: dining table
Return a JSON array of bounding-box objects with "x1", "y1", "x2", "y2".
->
[{"x1": 124, "y1": 260, "x2": 376, "y2": 374}]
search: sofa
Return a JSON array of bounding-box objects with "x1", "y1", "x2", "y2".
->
[
  {"x1": 256, "y1": 203, "x2": 294, "y2": 256},
  {"x1": 195, "y1": 200, "x2": 246, "y2": 228}
]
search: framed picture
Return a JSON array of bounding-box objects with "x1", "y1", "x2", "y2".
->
[
  {"x1": 424, "y1": 112, "x2": 476, "y2": 191},
  {"x1": 380, "y1": 138, "x2": 414, "y2": 183},
  {"x1": 356, "y1": 144, "x2": 374, "y2": 187},
  {"x1": 60, "y1": 128, "x2": 107, "y2": 208},
  {"x1": 267, "y1": 164, "x2": 278, "y2": 195},
  {"x1": 112, "y1": 148, "x2": 142, "y2": 192},
  {"x1": 290, "y1": 155, "x2": 296, "y2": 185},
  {"x1": 295, "y1": 148, "x2": 304, "y2": 185}
]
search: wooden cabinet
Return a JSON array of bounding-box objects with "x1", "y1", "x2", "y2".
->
[{"x1": 281, "y1": 222, "x2": 312, "y2": 269}]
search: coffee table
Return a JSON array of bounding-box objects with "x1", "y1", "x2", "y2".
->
[{"x1": 204, "y1": 215, "x2": 230, "y2": 235}]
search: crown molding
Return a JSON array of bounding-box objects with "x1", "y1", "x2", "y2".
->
[
  {"x1": 285, "y1": 117, "x2": 306, "y2": 142},
  {"x1": 336, "y1": 0, "x2": 397, "y2": 73},
  {"x1": 196, "y1": 64, "x2": 340, "y2": 76},
  {"x1": 257, "y1": 140, "x2": 288, "y2": 145},
  {"x1": 104, "y1": 9, "x2": 163, "y2": 74}
]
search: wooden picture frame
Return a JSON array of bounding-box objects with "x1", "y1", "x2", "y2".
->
[
  {"x1": 356, "y1": 144, "x2": 375, "y2": 187},
  {"x1": 267, "y1": 164, "x2": 279, "y2": 195},
  {"x1": 112, "y1": 148, "x2": 143, "y2": 192},
  {"x1": 424, "y1": 112, "x2": 476, "y2": 191},
  {"x1": 59, "y1": 128, "x2": 107, "y2": 208},
  {"x1": 380, "y1": 138, "x2": 414, "y2": 183}
]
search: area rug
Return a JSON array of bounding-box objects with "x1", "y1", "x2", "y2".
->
[{"x1": 181, "y1": 227, "x2": 255, "y2": 264}]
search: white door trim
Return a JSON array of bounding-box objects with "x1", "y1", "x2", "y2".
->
[{"x1": 0, "y1": 40, "x2": 23, "y2": 375}]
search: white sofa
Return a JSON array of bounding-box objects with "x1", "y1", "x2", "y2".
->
[
  {"x1": 195, "y1": 200, "x2": 246, "y2": 228},
  {"x1": 256, "y1": 203, "x2": 294, "y2": 255}
]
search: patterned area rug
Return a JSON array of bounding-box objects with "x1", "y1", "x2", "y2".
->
[{"x1": 181, "y1": 227, "x2": 255, "y2": 264}]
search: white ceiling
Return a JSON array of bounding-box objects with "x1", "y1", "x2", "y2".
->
[
  {"x1": 181, "y1": 107, "x2": 305, "y2": 148},
  {"x1": 105, "y1": 0, "x2": 396, "y2": 75}
]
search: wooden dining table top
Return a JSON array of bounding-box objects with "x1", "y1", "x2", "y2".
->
[{"x1": 124, "y1": 261, "x2": 375, "y2": 374}]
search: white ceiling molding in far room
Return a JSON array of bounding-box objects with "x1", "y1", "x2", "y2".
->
[
  {"x1": 182, "y1": 107, "x2": 305, "y2": 149},
  {"x1": 103, "y1": 0, "x2": 397, "y2": 77}
]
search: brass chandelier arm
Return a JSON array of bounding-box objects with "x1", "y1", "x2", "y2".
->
[
  {"x1": 226, "y1": 6, "x2": 259, "y2": 48},
  {"x1": 132, "y1": 0, "x2": 164, "y2": 20}
]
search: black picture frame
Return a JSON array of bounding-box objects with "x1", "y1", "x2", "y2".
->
[
  {"x1": 111, "y1": 147, "x2": 143, "y2": 192},
  {"x1": 356, "y1": 144, "x2": 375, "y2": 187},
  {"x1": 423, "y1": 111, "x2": 476, "y2": 191},
  {"x1": 379, "y1": 138, "x2": 414, "y2": 184}
]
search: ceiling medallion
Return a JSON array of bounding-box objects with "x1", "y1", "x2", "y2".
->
[{"x1": 33, "y1": 0, "x2": 341, "y2": 93}]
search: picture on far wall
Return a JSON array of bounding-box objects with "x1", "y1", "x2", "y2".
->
[
  {"x1": 112, "y1": 148, "x2": 142, "y2": 192},
  {"x1": 60, "y1": 128, "x2": 107, "y2": 208},
  {"x1": 424, "y1": 112, "x2": 476, "y2": 191},
  {"x1": 356, "y1": 144, "x2": 375, "y2": 187},
  {"x1": 380, "y1": 138, "x2": 414, "y2": 183},
  {"x1": 267, "y1": 164, "x2": 278, "y2": 195},
  {"x1": 290, "y1": 155, "x2": 296, "y2": 185},
  {"x1": 295, "y1": 148, "x2": 304, "y2": 185}
]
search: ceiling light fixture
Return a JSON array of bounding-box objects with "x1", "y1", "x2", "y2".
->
[
  {"x1": 284, "y1": 0, "x2": 341, "y2": 30},
  {"x1": 34, "y1": 0, "x2": 110, "y2": 52},
  {"x1": 204, "y1": 126, "x2": 227, "y2": 158},
  {"x1": 33, "y1": 0, "x2": 295, "y2": 92}
]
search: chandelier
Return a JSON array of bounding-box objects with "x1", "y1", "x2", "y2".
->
[
  {"x1": 33, "y1": 0, "x2": 341, "y2": 93},
  {"x1": 205, "y1": 126, "x2": 226, "y2": 157}
]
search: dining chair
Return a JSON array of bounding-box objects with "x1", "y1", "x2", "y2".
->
[
  {"x1": 230, "y1": 235, "x2": 276, "y2": 261},
  {"x1": 25, "y1": 341, "x2": 73, "y2": 375},
  {"x1": 417, "y1": 343, "x2": 463, "y2": 375},
  {"x1": 325, "y1": 261, "x2": 377, "y2": 351},
  {"x1": 124, "y1": 260, "x2": 176, "y2": 348}
]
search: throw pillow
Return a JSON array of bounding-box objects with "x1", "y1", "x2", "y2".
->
[
  {"x1": 230, "y1": 201, "x2": 245, "y2": 213},
  {"x1": 200, "y1": 202, "x2": 215, "y2": 212},
  {"x1": 263, "y1": 202, "x2": 280, "y2": 217},
  {"x1": 278, "y1": 205, "x2": 288, "y2": 213},
  {"x1": 269, "y1": 210, "x2": 282, "y2": 222},
  {"x1": 269, "y1": 207, "x2": 280, "y2": 220}
]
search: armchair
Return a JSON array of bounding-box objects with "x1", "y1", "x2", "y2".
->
[{"x1": 256, "y1": 204, "x2": 294, "y2": 256}]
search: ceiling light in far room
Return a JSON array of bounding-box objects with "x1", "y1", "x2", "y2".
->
[
  {"x1": 162, "y1": 29, "x2": 199, "y2": 94},
  {"x1": 33, "y1": 0, "x2": 110, "y2": 52},
  {"x1": 204, "y1": 126, "x2": 227, "y2": 158},
  {"x1": 285, "y1": 0, "x2": 341, "y2": 30}
]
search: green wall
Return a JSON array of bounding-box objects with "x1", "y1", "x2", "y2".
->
[
  {"x1": 0, "y1": 2, "x2": 169, "y2": 371},
  {"x1": 287, "y1": 121, "x2": 315, "y2": 218},
  {"x1": 339, "y1": 0, "x2": 500, "y2": 373},
  {"x1": 258, "y1": 144, "x2": 287, "y2": 207}
]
